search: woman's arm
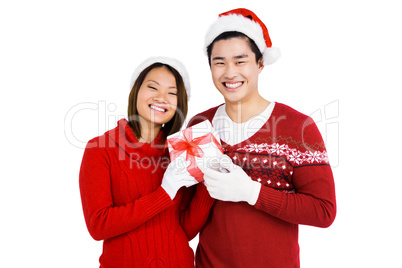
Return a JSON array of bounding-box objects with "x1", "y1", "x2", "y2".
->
[
  {"x1": 79, "y1": 140, "x2": 172, "y2": 241},
  {"x1": 179, "y1": 183, "x2": 215, "y2": 241}
]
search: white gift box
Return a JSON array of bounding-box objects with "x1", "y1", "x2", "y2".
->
[{"x1": 166, "y1": 120, "x2": 223, "y2": 182}]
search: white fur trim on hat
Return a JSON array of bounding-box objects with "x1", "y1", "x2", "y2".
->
[
  {"x1": 204, "y1": 14, "x2": 280, "y2": 65},
  {"x1": 130, "y1": 57, "x2": 191, "y2": 99}
]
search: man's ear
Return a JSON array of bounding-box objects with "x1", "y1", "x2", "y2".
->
[{"x1": 258, "y1": 58, "x2": 264, "y2": 74}]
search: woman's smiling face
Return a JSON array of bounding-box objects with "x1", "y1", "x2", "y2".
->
[{"x1": 136, "y1": 66, "x2": 178, "y2": 128}]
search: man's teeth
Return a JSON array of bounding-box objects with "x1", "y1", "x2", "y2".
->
[
  {"x1": 225, "y1": 82, "x2": 242, "y2": 89},
  {"x1": 150, "y1": 105, "x2": 166, "y2": 112}
]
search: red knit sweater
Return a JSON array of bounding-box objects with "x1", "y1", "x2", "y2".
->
[
  {"x1": 79, "y1": 119, "x2": 214, "y2": 268},
  {"x1": 188, "y1": 103, "x2": 337, "y2": 268}
]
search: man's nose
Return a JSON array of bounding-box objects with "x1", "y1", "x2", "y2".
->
[{"x1": 224, "y1": 64, "x2": 237, "y2": 79}]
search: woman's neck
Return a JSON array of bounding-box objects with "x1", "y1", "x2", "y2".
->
[{"x1": 139, "y1": 121, "x2": 162, "y2": 143}]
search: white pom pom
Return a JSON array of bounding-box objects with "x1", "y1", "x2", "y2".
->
[{"x1": 263, "y1": 47, "x2": 281, "y2": 66}]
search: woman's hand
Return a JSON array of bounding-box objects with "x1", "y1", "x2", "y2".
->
[{"x1": 161, "y1": 157, "x2": 199, "y2": 200}]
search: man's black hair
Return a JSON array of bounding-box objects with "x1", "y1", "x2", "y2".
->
[{"x1": 206, "y1": 31, "x2": 263, "y2": 66}]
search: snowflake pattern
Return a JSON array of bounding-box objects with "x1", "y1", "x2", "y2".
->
[
  {"x1": 228, "y1": 152, "x2": 294, "y2": 190},
  {"x1": 237, "y1": 143, "x2": 329, "y2": 165}
]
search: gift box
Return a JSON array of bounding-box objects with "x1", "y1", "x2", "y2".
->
[{"x1": 166, "y1": 120, "x2": 224, "y2": 182}]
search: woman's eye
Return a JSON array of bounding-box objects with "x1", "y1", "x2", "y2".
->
[
  {"x1": 168, "y1": 92, "x2": 177, "y2": 96},
  {"x1": 148, "y1": 86, "x2": 157, "y2": 90}
]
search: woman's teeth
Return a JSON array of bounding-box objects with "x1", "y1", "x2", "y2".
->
[
  {"x1": 150, "y1": 105, "x2": 166, "y2": 112},
  {"x1": 225, "y1": 82, "x2": 243, "y2": 89}
]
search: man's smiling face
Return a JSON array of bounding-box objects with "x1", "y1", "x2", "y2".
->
[{"x1": 210, "y1": 37, "x2": 263, "y2": 105}]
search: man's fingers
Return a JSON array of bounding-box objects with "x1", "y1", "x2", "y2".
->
[
  {"x1": 200, "y1": 166, "x2": 222, "y2": 179},
  {"x1": 219, "y1": 155, "x2": 234, "y2": 171}
]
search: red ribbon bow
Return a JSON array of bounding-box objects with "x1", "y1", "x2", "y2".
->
[{"x1": 167, "y1": 126, "x2": 223, "y2": 182}]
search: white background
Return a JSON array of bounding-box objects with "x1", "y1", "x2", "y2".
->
[{"x1": 1, "y1": 0, "x2": 401, "y2": 267}]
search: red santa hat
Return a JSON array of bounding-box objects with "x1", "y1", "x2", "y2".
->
[
  {"x1": 130, "y1": 57, "x2": 191, "y2": 99},
  {"x1": 205, "y1": 8, "x2": 280, "y2": 65}
]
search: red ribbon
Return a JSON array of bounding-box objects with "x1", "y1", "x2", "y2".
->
[{"x1": 167, "y1": 126, "x2": 223, "y2": 182}]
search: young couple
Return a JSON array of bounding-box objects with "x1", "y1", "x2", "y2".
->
[{"x1": 79, "y1": 8, "x2": 336, "y2": 268}]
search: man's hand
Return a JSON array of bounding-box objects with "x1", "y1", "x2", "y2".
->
[{"x1": 201, "y1": 155, "x2": 261, "y2": 205}]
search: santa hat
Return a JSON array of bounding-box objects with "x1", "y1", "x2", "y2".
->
[
  {"x1": 130, "y1": 57, "x2": 191, "y2": 99},
  {"x1": 205, "y1": 8, "x2": 280, "y2": 65}
]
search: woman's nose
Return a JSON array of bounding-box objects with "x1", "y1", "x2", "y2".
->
[{"x1": 153, "y1": 93, "x2": 168, "y2": 103}]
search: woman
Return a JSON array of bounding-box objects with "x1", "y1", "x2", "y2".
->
[{"x1": 79, "y1": 57, "x2": 213, "y2": 267}]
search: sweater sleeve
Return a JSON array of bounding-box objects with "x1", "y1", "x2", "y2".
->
[
  {"x1": 254, "y1": 118, "x2": 336, "y2": 228},
  {"x1": 179, "y1": 183, "x2": 215, "y2": 241},
  {"x1": 79, "y1": 139, "x2": 173, "y2": 241},
  {"x1": 255, "y1": 165, "x2": 336, "y2": 227}
]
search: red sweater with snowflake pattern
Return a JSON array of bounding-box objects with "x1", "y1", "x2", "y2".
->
[
  {"x1": 79, "y1": 119, "x2": 214, "y2": 268},
  {"x1": 188, "y1": 103, "x2": 336, "y2": 268}
]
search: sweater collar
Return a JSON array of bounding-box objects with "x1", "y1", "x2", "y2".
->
[{"x1": 105, "y1": 119, "x2": 167, "y2": 157}]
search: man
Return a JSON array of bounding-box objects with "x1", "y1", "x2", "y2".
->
[{"x1": 188, "y1": 8, "x2": 336, "y2": 268}]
